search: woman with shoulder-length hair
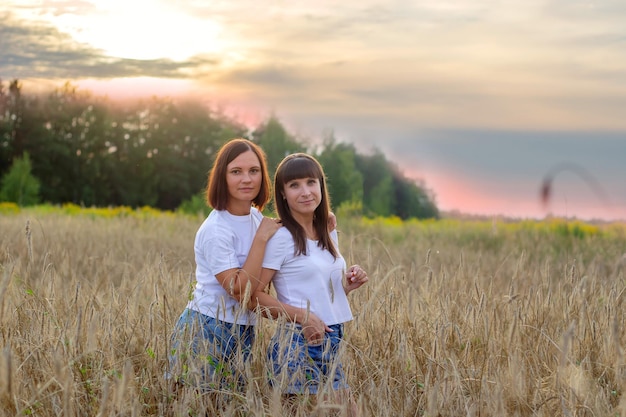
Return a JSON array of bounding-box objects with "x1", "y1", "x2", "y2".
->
[
  {"x1": 250, "y1": 153, "x2": 369, "y2": 416},
  {"x1": 167, "y1": 138, "x2": 282, "y2": 392}
]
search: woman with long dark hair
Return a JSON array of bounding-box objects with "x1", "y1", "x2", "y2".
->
[{"x1": 251, "y1": 153, "x2": 368, "y2": 416}]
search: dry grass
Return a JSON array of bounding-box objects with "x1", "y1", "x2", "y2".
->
[{"x1": 1, "y1": 209, "x2": 625, "y2": 416}]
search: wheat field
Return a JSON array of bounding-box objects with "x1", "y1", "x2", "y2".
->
[{"x1": 1, "y1": 207, "x2": 625, "y2": 416}]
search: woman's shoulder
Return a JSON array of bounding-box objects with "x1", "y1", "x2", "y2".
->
[
  {"x1": 272, "y1": 226, "x2": 293, "y2": 242},
  {"x1": 250, "y1": 207, "x2": 264, "y2": 221},
  {"x1": 263, "y1": 227, "x2": 295, "y2": 265},
  {"x1": 198, "y1": 210, "x2": 234, "y2": 235},
  {"x1": 266, "y1": 227, "x2": 295, "y2": 252}
]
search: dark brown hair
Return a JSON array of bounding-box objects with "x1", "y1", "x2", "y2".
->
[
  {"x1": 274, "y1": 153, "x2": 337, "y2": 258},
  {"x1": 206, "y1": 139, "x2": 270, "y2": 211}
]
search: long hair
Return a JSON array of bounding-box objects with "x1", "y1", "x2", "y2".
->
[
  {"x1": 274, "y1": 153, "x2": 337, "y2": 258},
  {"x1": 206, "y1": 138, "x2": 271, "y2": 211}
]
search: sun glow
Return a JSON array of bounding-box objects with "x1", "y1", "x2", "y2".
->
[
  {"x1": 76, "y1": 77, "x2": 196, "y2": 99},
  {"x1": 51, "y1": 0, "x2": 224, "y2": 61}
]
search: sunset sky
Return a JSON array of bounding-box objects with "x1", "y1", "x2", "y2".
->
[{"x1": 1, "y1": 0, "x2": 625, "y2": 221}]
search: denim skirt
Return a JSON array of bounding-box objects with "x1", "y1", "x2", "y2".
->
[
  {"x1": 167, "y1": 308, "x2": 255, "y2": 391},
  {"x1": 267, "y1": 322, "x2": 349, "y2": 394}
]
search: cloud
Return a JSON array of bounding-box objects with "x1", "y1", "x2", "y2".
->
[
  {"x1": 371, "y1": 128, "x2": 626, "y2": 218},
  {"x1": 165, "y1": 2, "x2": 626, "y2": 133},
  {"x1": 3, "y1": 1, "x2": 626, "y2": 131},
  {"x1": 0, "y1": 12, "x2": 221, "y2": 80},
  {"x1": 20, "y1": 0, "x2": 98, "y2": 16}
]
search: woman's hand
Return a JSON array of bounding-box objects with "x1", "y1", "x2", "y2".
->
[
  {"x1": 328, "y1": 211, "x2": 337, "y2": 231},
  {"x1": 344, "y1": 264, "x2": 368, "y2": 294},
  {"x1": 301, "y1": 312, "x2": 332, "y2": 345},
  {"x1": 256, "y1": 216, "x2": 282, "y2": 242}
]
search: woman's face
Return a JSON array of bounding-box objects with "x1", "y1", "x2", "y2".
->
[
  {"x1": 226, "y1": 150, "x2": 263, "y2": 208},
  {"x1": 282, "y1": 176, "x2": 322, "y2": 217}
]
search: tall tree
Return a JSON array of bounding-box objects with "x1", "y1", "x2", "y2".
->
[
  {"x1": 393, "y1": 174, "x2": 439, "y2": 219},
  {"x1": 251, "y1": 116, "x2": 305, "y2": 177},
  {"x1": 316, "y1": 133, "x2": 363, "y2": 210},
  {"x1": 28, "y1": 82, "x2": 112, "y2": 205},
  {"x1": 0, "y1": 151, "x2": 40, "y2": 206},
  {"x1": 0, "y1": 79, "x2": 25, "y2": 177},
  {"x1": 0, "y1": 79, "x2": 10, "y2": 176},
  {"x1": 356, "y1": 149, "x2": 395, "y2": 217},
  {"x1": 355, "y1": 147, "x2": 439, "y2": 219}
]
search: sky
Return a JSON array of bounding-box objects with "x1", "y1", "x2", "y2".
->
[{"x1": 1, "y1": 0, "x2": 625, "y2": 221}]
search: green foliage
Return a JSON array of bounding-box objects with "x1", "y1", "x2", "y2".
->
[
  {"x1": 553, "y1": 222, "x2": 588, "y2": 239},
  {"x1": 336, "y1": 199, "x2": 363, "y2": 218},
  {"x1": 2, "y1": 80, "x2": 246, "y2": 209},
  {"x1": 0, "y1": 82, "x2": 10, "y2": 174},
  {"x1": 177, "y1": 191, "x2": 212, "y2": 217},
  {"x1": 252, "y1": 115, "x2": 306, "y2": 176},
  {"x1": 316, "y1": 134, "x2": 364, "y2": 208},
  {"x1": 357, "y1": 150, "x2": 395, "y2": 217},
  {"x1": 355, "y1": 147, "x2": 438, "y2": 220},
  {"x1": 0, "y1": 151, "x2": 40, "y2": 206},
  {"x1": 0, "y1": 201, "x2": 20, "y2": 214},
  {"x1": 369, "y1": 175, "x2": 394, "y2": 216},
  {"x1": 32, "y1": 83, "x2": 116, "y2": 206},
  {"x1": 393, "y1": 175, "x2": 439, "y2": 219},
  {"x1": 0, "y1": 79, "x2": 440, "y2": 219}
]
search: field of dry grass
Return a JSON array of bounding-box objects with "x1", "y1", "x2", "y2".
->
[{"x1": 1, "y1": 207, "x2": 625, "y2": 416}]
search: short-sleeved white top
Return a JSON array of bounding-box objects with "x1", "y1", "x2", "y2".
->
[
  {"x1": 186, "y1": 207, "x2": 262, "y2": 325},
  {"x1": 262, "y1": 228, "x2": 353, "y2": 326}
]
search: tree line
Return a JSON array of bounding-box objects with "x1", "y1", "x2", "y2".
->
[{"x1": 0, "y1": 78, "x2": 439, "y2": 219}]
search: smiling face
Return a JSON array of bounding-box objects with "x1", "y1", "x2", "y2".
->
[
  {"x1": 282, "y1": 176, "x2": 322, "y2": 217},
  {"x1": 225, "y1": 150, "x2": 262, "y2": 214}
]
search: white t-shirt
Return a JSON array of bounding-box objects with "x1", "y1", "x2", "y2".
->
[
  {"x1": 262, "y1": 228, "x2": 353, "y2": 326},
  {"x1": 186, "y1": 207, "x2": 262, "y2": 325}
]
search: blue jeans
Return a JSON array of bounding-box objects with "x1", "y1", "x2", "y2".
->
[
  {"x1": 267, "y1": 323, "x2": 349, "y2": 394},
  {"x1": 167, "y1": 308, "x2": 255, "y2": 391}
]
